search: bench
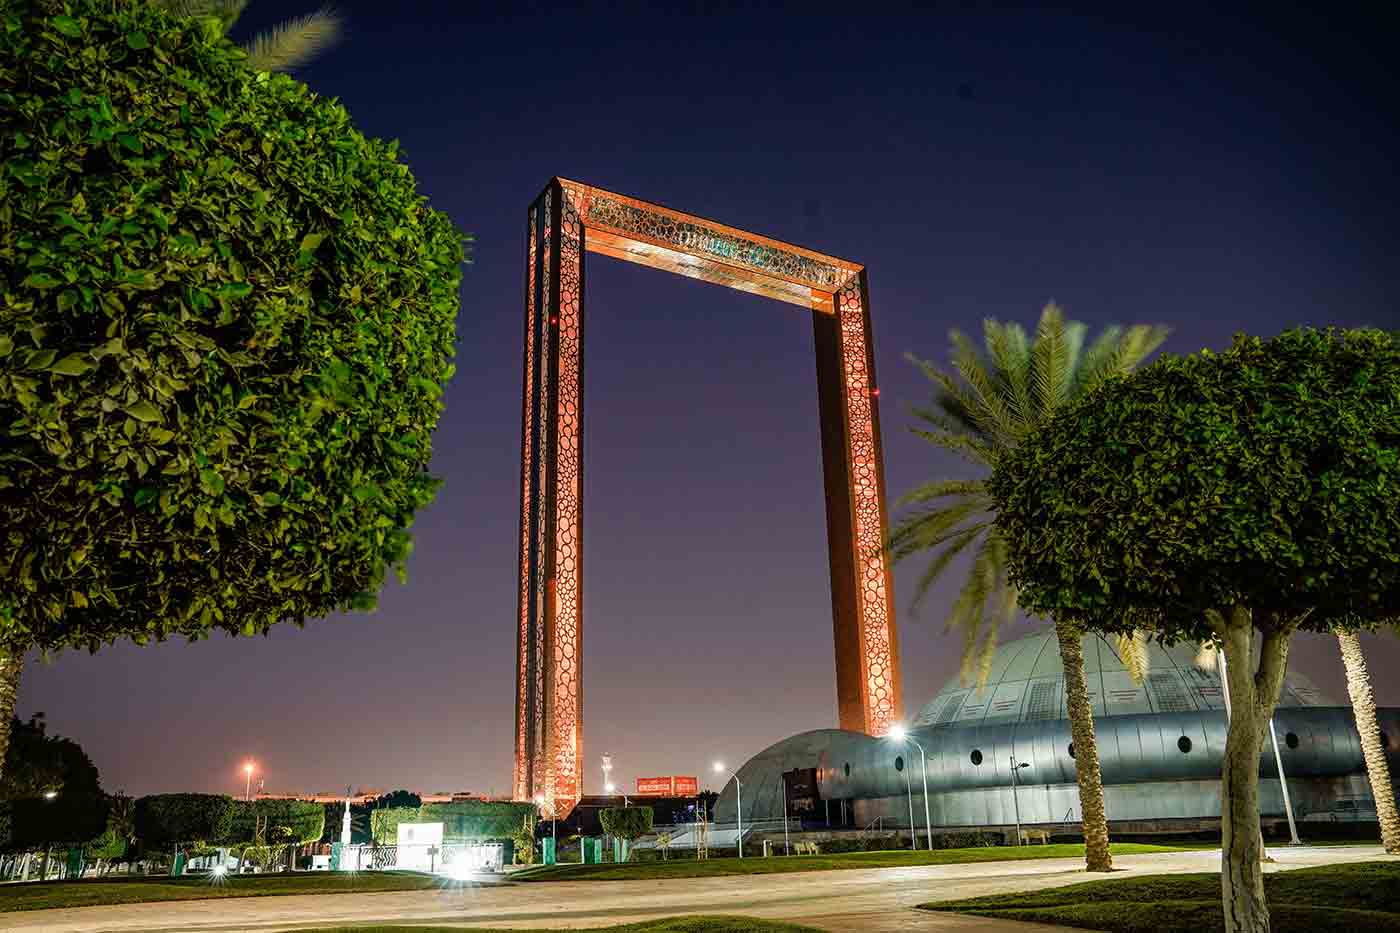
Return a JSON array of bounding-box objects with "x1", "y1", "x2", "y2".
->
[{"x1": 1018, "y1": 828, "x2": 1051, "y2": 845}]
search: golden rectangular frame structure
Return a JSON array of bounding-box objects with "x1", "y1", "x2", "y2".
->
[{"x1": 514, "y1": 178, "x2": 902, "y2": 817}]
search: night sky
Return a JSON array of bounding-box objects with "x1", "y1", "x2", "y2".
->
[{"x1": 18, "y1": 3, "x2": 1400, "y2": 799}]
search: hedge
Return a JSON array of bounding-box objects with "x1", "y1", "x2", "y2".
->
[
  {"x1": 134, "y1": 793, "x2": 234, "y2": 849},
  {"x1": 421, "y1": 800, "x2": 536, "y2": 843},
  {"x1": 0, "y1": 0, "x2": 466, "y2": 651},
  {"x1": 369, "y1": 806, "x2": 418, "y2": 845},
  {"x1": 226, "y1": 798, "x2": 324, "y2": 846},
  {"x1": 600, "y1": 807, "x2": 653, "y2": 842}
]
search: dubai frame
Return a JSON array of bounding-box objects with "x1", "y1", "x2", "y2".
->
[{"x1": 514, "y1": 178, "x2": 902, "y2": 815}]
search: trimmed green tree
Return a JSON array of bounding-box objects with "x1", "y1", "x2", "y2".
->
[
  {"x1": 600, "y1": 806, "x2": 653, "y2": 861},
  {"x1": 369, "y1": 806, "x2": 419, "y2": 845},
  {"x1": 989, "y1": 328, "x2": 1400, "y2": 933},
  {"x1": 0, "y1": 0, "x2": 465, "y2": 781},
  {"x1": 419, "y1": 800, "x2": 537, "y2": 843},
  {"x1": 891, "y1": 304, "x2": 1168, "y2": 871},
  {"x1": 0, "y1": 714, "x2": 102, "y2": 800},
  {"x1": 135, "y1": 794, "x2": 235, "y2": 861}
]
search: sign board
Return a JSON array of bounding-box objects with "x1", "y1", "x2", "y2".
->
[
  {"x1": 635, "y1": 776, "x2": 700, "y2": 796},
  {"x1": 636, "y1": 776, "x2": 673, "y2": 796}
]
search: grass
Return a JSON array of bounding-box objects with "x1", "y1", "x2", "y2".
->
[
  {"x1": 922, "y1": 860, "x2": 1400, "y2": 932},
  {"x1": 514, "y1": 842, "x2": 1190, "y2": 881},
  {"x1": 0, "y1": 870, "x2": 447, "y2": 913},
  {"x1": 292, "y1": 919, "x2": 821, "y2": 933}
]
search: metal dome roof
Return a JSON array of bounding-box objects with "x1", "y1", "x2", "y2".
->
[{"x1": 914, "y1": 627, "x2": 1335, "y2": 729}]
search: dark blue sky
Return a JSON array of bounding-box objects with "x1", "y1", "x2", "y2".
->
[{"x1": 19, "y1": 2, "x2": 1399, "y2": 797}]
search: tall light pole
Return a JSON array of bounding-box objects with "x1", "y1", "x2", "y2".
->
[
  {"x1": 713, "y1": 762, "x2": 743, "y2": 859},
  {"x1": 243, "y1": 762, "x2": 255, "y2": 802},
  {"x1": 1009, "y1": 756, "x2": 1030, "y2": 845},
  {"x1": 890, "y1": 725, "x2": 933, "y2": 851},
  {"x1": 601, "y1": 754, "x2": 612, "y2": 798}
]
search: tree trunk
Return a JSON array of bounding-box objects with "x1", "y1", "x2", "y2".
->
[
  {"x1": 1218, "y1": 607, "x2": 1295, "y2": 933},
  {"x1": 1336, "y1": 630, "x2": 1400, "y2": 854},
  {"x1": 1054, "y1": 616, "x2": 1112, "y2": 872},
  {"x1": 0, "y1": 648, "x2": 24, "y2": 784}
]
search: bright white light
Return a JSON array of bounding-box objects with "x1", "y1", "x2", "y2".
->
[
  {"x1": 712, "y1": 762, "x2": 724, "y2": 773},
  {"x1": 212, "y1": 864, "x2": 227, "y2": 877},
  {"x1": 889, "y1": 724, "x2": 908, "y2": 741},
  {"x1": 605, "y1": 782, "x2": 615, "y2": 793},
  {"x1": 43, "y1": 791, "x2": 57, "y2": 800},
  {"x1": 449, "y1": 861, "x2": 475, "y2": 882}
]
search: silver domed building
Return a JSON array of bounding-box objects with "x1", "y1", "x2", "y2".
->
[{"x1": 716, "y1": 628, "x2": 1398, "y2": 835}]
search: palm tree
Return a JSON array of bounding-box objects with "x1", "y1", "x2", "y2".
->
[
  {"x1": 891, "y1": 303, "x2": 1168, "y2": 872},
  {"x1": 149, "y1": 0, "x2": 343, "y2": 72},
  {"x1": 1335, "y1": 628, "x2": 1400, "y2": 854}
]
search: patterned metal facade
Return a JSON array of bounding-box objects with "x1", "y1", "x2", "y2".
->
[{"x1": 515, "y1": 179, "x2": 901, "y2": 816}]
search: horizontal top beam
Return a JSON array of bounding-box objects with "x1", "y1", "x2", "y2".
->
[{"x1": 557, "y1": 178, "x2": 862, "y2": 311}]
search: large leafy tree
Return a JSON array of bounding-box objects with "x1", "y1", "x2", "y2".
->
[
  {"x1": 989, "y1": 328, "x2": 1400, "y2": 933},
  {"x1": 0, "y1": 713, "x2": 102, "y2": 800},
  {"x1": 891, "y1": 303, "x2": 1167, "y2": 871},
  {"x1": 0, "y1": 0, "x2": 465, "y2": 781}
]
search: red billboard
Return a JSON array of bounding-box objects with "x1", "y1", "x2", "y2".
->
[
  {"x1": 635, "y1": 777, "x2": 673, "y2": 796},
  {"x1": 635, "y1": 776, "x2": 700, "y2": 796}
]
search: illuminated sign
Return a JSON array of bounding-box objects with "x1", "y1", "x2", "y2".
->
[{"x1": 635, "y1": 776, "x2": 700, "y2": 796}]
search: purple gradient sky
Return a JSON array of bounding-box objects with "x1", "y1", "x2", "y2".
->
[{"x1": 18, "y1": 2, "x2": 1400, "y2": 798}]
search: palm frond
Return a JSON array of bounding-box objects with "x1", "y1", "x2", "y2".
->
[
  {"x1": 952, "y1": 531, "x2": 1006, "y2": 688},
  {"x1": 242, "y1": 7, "x2": 343, "y2": 72},
  {"x1": 908, "y1": 353, "x2": 1004, "y2": 446},
  {"x1": 1029, "y1": 302, "x2": 1070, "y2": 420},
  {"x1": 985, "y1": 319, "x2": 1033, "y2": 428},
  {"x1": 904, "y1": 524, "x2": 988, "y2": 613},
  {"x1": 1115, "y1": 630, "x2": 1150, "y2": 684},
  {"x1": 895, "y1": 479, "x2": 988, "y2": 506},
  {"x1": 950, "y1": 330, "x2": 1021, "y2": 447},
  {"x1": 149, "y1": 0, "x2": 248, "y2": 30},
  {"x1": 907, "y1": 427, "x2": 997, "y2": 466},
  {"x1": 888, "y1": 496, "x2": 989, "y2": 561}
]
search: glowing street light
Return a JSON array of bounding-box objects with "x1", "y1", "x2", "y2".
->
[
  {"x1": 713, "y1": 761, "x2": 743, "y2": 859},
  {"x1": 43, "y1": 791, "x2": 57, "y2": 800},
  {"x1": 889, "y1": 724, "x2": 933, "y2": 851},
  {"x1": 242, "y1": 761, "x2": 256, "y2": 802}
]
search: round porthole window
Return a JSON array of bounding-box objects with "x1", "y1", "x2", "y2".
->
[
  {"x1": 1067, "y1": 743, "x2": 1076, "y2": 759},
  {"x1": 844, "y1": 762, "x2": 851, "y2": 778},
  {"x1": 895, "y1": 755, "x2": 905, "y2": 772},
  {"x1": 1285, "y1": 732, "x2": 1299, "y2": 749},
  {"x1": 1177, "y1": 736, "x2": 1193, "y2": 754},
  {"x1": 970, "y1": 749, "x2": 983, "y2": 766}
]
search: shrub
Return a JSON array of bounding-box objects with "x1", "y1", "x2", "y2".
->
[
  {"x1": 420, "y1": 800, "x2": 536, "y2": 843},
  {"x1": 600, "y1": 806, "x2": 654, "y2": 843},
  {"x1": 0, "y1": 0, "x2": 466, "y2": 651},
  {"x1": 3, "y1": 792, "x2": 109, "y2": 850},
  {"x1": 369, "y1": 806, "x2": 418, "y2": 845},
  {"x1": 134, "y1": 793, "x2": 234, "y2": 850},
  {"x1": 227, "y1": 798, "x2": 324, "y2": 846}
]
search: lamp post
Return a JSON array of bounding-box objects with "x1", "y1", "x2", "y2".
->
[
  {"x1": 1009, "y1": 756, "x2": 1030, "y2": 844},
  {"x1": 713, "y1": 762, "x2": 743, "y2": 859},
  {"x1": 243, "y1": 762, "x2": 255, "y2": 802},
  {"x1": 889, "y1": 725, "x2": 933, "y2": 851}
]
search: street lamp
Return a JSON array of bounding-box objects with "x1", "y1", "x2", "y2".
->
[
  {"x1": 242, "y1": 761, "x2": 256, "y2": 802},
  {"x1": 713, "y1": 762, "x2": 743, "y2": 859},
  {"x1": 1009, "y1": 756, "x2": 1031, "y2": 845},
  {"x1": 889, "y1": 724, "x2": 933, "y2": 851}
]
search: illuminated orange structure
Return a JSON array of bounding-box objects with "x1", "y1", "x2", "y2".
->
[{"x1": 515, "y1": 179, "x2": 902, "y2": 816}]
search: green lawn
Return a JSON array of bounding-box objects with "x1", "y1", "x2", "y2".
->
[
  {"x1": 515, "y1": 842, "x2": 1189, "y2": 882},
  {"x1": 0, "y1": 871, "x2": 446, "y2": 913},
  {"x1": 922, "y1": 861, "x2": 1400, "y2": 932},
  {"x1": 293, "y1": 919, "x2": 819, "y2": 933}
]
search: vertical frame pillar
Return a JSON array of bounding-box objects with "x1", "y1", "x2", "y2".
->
[
  {"x1": 815, "y1": 271, "x2": 901, "y2": 736},
  {"x1": 515, "y1": 181, "x2": 586, "y2": 816}
]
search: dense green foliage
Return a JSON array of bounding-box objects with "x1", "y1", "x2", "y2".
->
[
  {"x1": 988, "y1": 328, "x2": 1400, "y2": 637},
  {"x1": 226, "y1": 798, "x2": 324, "y2": 846},
  {"x1": 373, "y1": 789, "x2": 421, "y2": 810},
  {"x1": 892, "y1": 304, "x2": 1168, "y2": 676},
  {"x1": 368, "y1": 805, "x2": 418, "y2": 845},
  {"x1": 134, "y1": 793, "x2": 234, "y2": 849},
  {"x1": 2, "y1": 792, "x2": 109, "y2": 849},
  {"x1": 0, "y1": 0, "x2": 465, "y2": 652},
  {"x1": 0, "y1": 714, "x2": 101, "y2": 799},
  {"x1": 923, "y1": 861, "x2": 1400, "y2": 933},
  {"x1": 420, "y1": 800, "x2": 537, "y2": 842},
  {"x1": 600, "y1": 806, "x2": 654, "y2": 842}
]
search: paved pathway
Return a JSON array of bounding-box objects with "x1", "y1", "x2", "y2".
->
[{"x1": 0, "y1": 845, "x2": 1386, "y2": 933}]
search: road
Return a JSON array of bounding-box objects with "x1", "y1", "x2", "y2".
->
[{"x1": 0, "y1": 845, "x2": 1386, "y2": 933}]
